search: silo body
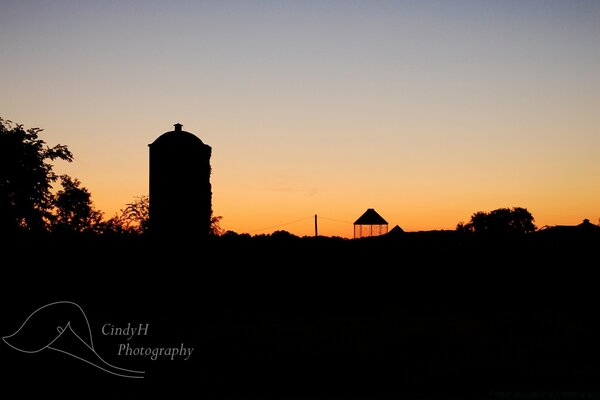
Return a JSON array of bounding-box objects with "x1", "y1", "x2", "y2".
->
[{"x1": 149, "y1": 124, "x2": 212, "y2": 237}]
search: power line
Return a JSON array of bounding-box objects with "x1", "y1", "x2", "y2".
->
[
  {"x1": 318, "y1": 216, "x2": 353, "y2": 225},
  {"x1": 247, "y1": 216, "x2": 314, "y2": 233},
  {"x1": 247, "y1": 214, "x2": 353, "y2": 234}
]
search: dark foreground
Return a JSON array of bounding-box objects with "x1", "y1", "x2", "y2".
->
[{"x1": 2, "y1": 232, "x2": 600, "y2": 399}]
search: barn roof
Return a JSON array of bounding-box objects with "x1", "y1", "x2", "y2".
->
[{"x1": 354, "y1": 208, "x2": 388, "y2": 225}]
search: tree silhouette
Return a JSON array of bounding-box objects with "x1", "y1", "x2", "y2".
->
[
  {"x1": 0, "y1": 118, "x2": 73, "y2": 235},
  {"x1": 210, "y1": 215, "x2": 224, "y2": 236},
  {"x1": 122, "y1": 195, "x2": 150, "y2": 234},
  {"x1": 52, "y1": 175, "x2": 102, "y2": 234},
  {"x1": 458, "y1": 207, "x2": 536, "y2": 235},
  {"x1": 98, "y1": 195, "x2": 150, "y2": 236}
]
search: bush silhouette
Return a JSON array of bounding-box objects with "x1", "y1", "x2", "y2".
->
[{"x1": 457, "y1": 207, "x2": 536, "y2": 236}]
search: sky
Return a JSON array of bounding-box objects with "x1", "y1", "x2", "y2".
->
[{"x1": 1, "y1": 0, "x2": 599, "y2": 237}]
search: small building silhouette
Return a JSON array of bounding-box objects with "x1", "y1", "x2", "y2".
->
[
  {"x1": 148, "y1": 123, "x2": 212, "y2": 238},
  {"x1": 354, "y1": 208, "x2": 388, "y2": 238},
  {"x1": 387, "y1": 225, "x2": 405, "y2": 237},
  {"x1": 537, "y1": 218, "x2": 600, "y2": 238}
]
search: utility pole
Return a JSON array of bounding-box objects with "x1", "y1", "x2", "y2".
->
[{"x1": 314, "y1": 214, "x2": 318, "y2": 237}]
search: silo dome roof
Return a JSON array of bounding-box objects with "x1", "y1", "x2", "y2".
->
[{"x1": 150, "y1": 123, "x2": 205, "y2": 146}]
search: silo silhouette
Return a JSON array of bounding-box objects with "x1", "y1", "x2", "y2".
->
[{"x1": 149, "y1": 123, "x2": 212, "y2": 238}]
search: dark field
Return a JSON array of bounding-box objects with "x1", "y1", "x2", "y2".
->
[{"x1": 2, "y1": 232, "x2": 600, "y2": 399}]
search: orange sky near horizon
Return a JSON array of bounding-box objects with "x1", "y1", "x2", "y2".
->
[{"x1": 2, "y1": 1, "x2": 599, "y2": 237}]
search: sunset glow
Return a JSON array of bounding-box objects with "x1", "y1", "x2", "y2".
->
[{"x1": 2, "y1": 1, "x2": 599, "y2": 237}]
